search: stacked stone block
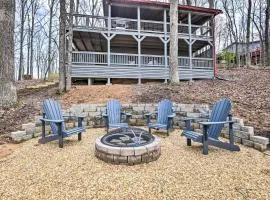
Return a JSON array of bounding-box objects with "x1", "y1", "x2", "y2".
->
[{"x1": 8, "y1": 103, "x2": 269, "y2": 152}]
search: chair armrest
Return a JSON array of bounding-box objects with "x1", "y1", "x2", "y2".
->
[
  {"x1": 63, "y1": 115, "x2": 85, "y2": 119},
  {"x1": 144, "y1": 113, "x2": 153, "y2": 117},
  {"x1": 183, "y1": 117, "x2": 206, "y2": 122},
  {"x1": 199, "y1": 120, "x2": 235, "y2": 127},
  {"x1": 168, "y1": 113, "x2": 176, "y2": 118},
  {"x1": 40, "y1": 118, "x2": 64, "y2": 123},
  {"x1": 121, "y1": 112, "x2": 132, "y2": 116},
  {"x1": 102, "y1": 113, "x2": 108, "y2": 118}
]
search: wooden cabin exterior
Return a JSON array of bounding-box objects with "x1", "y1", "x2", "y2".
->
[{"x1": 66, "y1": 0, "x2": 222, "y2": 84}]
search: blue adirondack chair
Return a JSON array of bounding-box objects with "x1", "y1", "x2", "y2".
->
[
  {"x1": 145, "y1": 99, "x2": 175, "y2": 136},
  {"x1": 103, "y1": 99, "x2": 132, "y2": 133},
  {"x1": 39, "y1": 99, "x2": 85, "y2": 148},
  {"x1": 183, "y1": 98, "x2": 240, "y2": 155}
]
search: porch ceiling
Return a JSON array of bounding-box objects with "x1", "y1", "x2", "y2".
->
[
  {"x1": 73, "y1": 31, "x2": 210, "y2": 54},
  {"x1": 103, "y1": 0, "x2": 221, "y2": 25}
]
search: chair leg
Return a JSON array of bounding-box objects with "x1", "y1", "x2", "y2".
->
[
  {"x1": 167, "y1": 129, "x2": 169, "y2": 136},
  {"x1": 57, "y1": 123, "x2": 63, "y2": 148},
  {"x1": 78, "y1": 132, "x2": 82, "y2": 141},
  {"x1": 202, "y1": 125, "x2": 209, "y2": 155},
  {"x1": 187, "y1": 138, "x2": 191, "y2": 146},
  {"x1": 149, "y1": 128, "x2": 151, "y2": 134},
  {"x1": 202, "y1": 141, "x2": 208, "y2": 155}
]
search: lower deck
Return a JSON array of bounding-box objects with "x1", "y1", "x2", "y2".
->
[{"x1": 71, "y1": 52, "x2": 214, "y2": 82}]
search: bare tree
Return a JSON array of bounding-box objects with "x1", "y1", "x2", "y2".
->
[
  {"x1": 29, "y1": 0, "x2": 38, "y2": 77},
  {"x1": 265, "y1": 0, "x2": 270, "y2": 66},
  {"x1": 222, "y1": 0, "x2": 240, "y2": 67},
  {"x1": 66, "y1": 0, "x2": 74, "y2": 91},
  {"x1": 0, "y1": 0, "x2": 17, "y2": 107},
  {"x1": 46, "y1": 0, "x2": 57, "y2": 79},
  {"x1": 186, "y1": 0, "x2": 192, "y2": 5},
  {"x1": 18, "y1": 0, "x2": 29, "y2": 80},
  {"x1": 169, "y1": 0, "x2": 179, "y2": 83},
  {"x1": 246, "y1": 0, "x2": 252, "y2": 67},
  {"x1": 59, "y1": 0, "x2": 67, "y2": 93}
]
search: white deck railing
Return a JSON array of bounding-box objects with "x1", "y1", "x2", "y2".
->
[
  {"x1": 71, "y1": 14, "x2": 212, "y2": 38},
  {"x1": 72, "y1": 52, "x2": 213, "y2": 68}
]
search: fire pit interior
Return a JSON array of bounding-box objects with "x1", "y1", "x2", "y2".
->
[{"x1": 95, "y1": 127, "x2": 161, "y2": 165}]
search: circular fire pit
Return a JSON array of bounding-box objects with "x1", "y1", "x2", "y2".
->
[{"x1": 95, "y1": 127, "x2": 161, "y2": 165}]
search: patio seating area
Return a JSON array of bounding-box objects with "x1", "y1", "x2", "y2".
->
[{"x1": 0, "y1": 128, "x2": 269, "y2": 199}]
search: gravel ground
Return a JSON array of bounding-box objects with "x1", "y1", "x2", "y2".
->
[{"x1": 0, "y1": 129, "x2": 270, "y2": 200}]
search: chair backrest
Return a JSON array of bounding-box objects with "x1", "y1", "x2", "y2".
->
[
  {"x1": 208, "y1": 98, "x2": 232, "y2": 139},
  {"x1": 43, "y1": 99, "x2": 65, "y2": 135},
  {"x1": 157, "y1": 99, "x2": 173, "y2": 125},
  {"x1": 106, "y1": 99, "x2": 121, "y2": 124}
]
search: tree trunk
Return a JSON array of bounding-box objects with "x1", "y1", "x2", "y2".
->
[
  {"x1": 27, "y1": 13, "x2": 31, "y2": 75},
  {"x1": 186, "y1": 0, "x2": 191, "y2": 5},
  {"x1": 265, "y1": 0, "x2": 270, "y2": 67},
  {"x1": 246, "y1": 0, "x2": 252, "y2": 67},
  {"x1": 66, "y1": 0, "x2": 74, "y2": 91},
  {"x1": 18, "y1": 0, "x2": 26, "y2": 80},
  {"x1": 0, "y1": 0, "x2": 17, "y2": 107},
  {"x1": 46, "y1": 0, "x2": 55, "y2": 79},
  {"x1": 169, "y1": 0, "x2": 179, "y2": 83},
  {"x1": 29, "y1": 1, "x2": 37, "y2": 78},
  {"x1": 59, "y1": 0, "x2": 67, "y2": 93}
]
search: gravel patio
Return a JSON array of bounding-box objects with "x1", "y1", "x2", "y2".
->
[{"x1": 0, "y1": 128, "x2": 270, "y2": 200}]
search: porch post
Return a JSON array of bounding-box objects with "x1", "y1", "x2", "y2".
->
[
  {"x1": 211, "y1": 16, "x2": 216, "y2": 77},
  {"x1": 164, "y1": 9, "x2": 168, "y2": 83},
  {"x1": 188, "y1": 12, "x2": 193, "y2": 81},
  {"x1": 137, "y1": 6, "x2": 141, "y2": 84},
  {"x1": 108, "y1": 3, "x2": 111, "y2": 32},
  {"x1": 107, "y1": 4, "x2": 111, "y2": 85}
]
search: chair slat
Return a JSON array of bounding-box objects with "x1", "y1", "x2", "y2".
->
[
  {"x1": 157, "y1": 99, "x2": 173, "y2": 125},
  {"x1": 43, "y1": 99, "x2": 65, "y2": 135},
  {"x1": 208, "y1": 98, "x2": 232, "y2": 139}
]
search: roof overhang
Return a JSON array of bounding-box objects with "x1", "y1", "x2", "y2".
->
[{"x1": 105, "y1": 0, "x2": 223, "y2": 15}]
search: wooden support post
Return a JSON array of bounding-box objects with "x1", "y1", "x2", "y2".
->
[
  {"x1": 88, "y1": 78, "x2": 93, "y2": 85},
  {"x1": 211, "y1": 16, "x2": 216, "y2": 77},
  {"x1": 108, "y1": 4, "x2": 111, "y2": 32},
  {"x1": 107, "y1": 78, "x2": 111, "y2": 85},
  {"x1": 164, "y1": 9, "x2": 168, "y2": 82},
  {"x1": 137, "y1": 6, "x2": 140, "y2": 37},
  {"x1": 188, "y1": 12, "x2": 193, "y2": 81},
  {"x1": 137, "y1": 6, "x2": 141, "y2": 84},
  {"x1": 138, "y1": 39, "x2": 141, "y2": 84}
]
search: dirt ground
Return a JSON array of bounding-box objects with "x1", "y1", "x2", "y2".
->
[
  {"x1": 0, "y1": 129, "x2": 269, "y2": 199},
  {"x1": 0, "y1": 69, "x2": 269, "y2": 142}
]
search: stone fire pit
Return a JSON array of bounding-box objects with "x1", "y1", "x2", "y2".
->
[{"x1": 95, "y1": 127, "x2": 161, "y2": 165}]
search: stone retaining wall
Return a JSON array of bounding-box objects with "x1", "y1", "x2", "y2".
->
[{"x1": 10, "y1": 103, "x2": 269, "y2": 152}]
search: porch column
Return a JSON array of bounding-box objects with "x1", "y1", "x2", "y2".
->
[
  {"x1": 88, "y1": 78, "x2": 93, "y2": 85},
  {"x1": 211, "y1": 16, "x2": 216, "y2": 77},
  {"x1": 164, "y1": 9, "x2": 168, "y2": 83},
  {"x1": 188, "y1": 12, "x2": 193, "y2": 81},
  {"x1": 137, "y1": 6, "x2": 141, "y2": 84},
  {"x1": 108, "y1": 4, "x2": 111, "y2": 32},
  {"x1": 107, "y1": 4, "x2": 112, "y2": 85},
  {"x1": 108, "y1": 4, "x2": 111, "y2": 67}
]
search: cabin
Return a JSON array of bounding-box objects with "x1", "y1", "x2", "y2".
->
[
  {"x1": 67, "y1": 0, "x2": 222, "y2": 84},
  {"x1": 220, "y1": 41, "x2": 262, "y2": 66}
]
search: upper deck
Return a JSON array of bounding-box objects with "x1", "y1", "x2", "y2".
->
[{"x1": 69, "y1": 0, "x2": 222, "y2": 42}]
